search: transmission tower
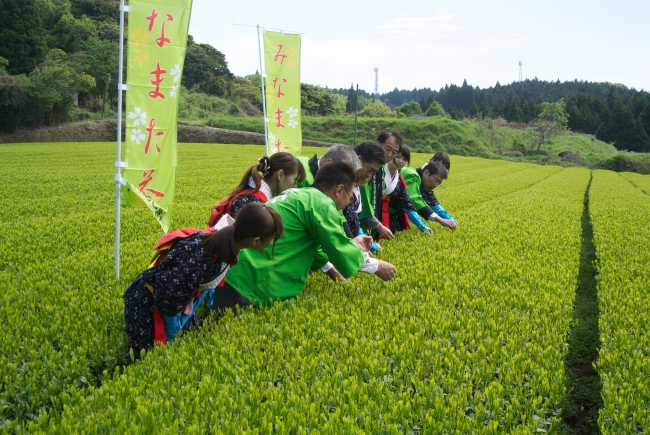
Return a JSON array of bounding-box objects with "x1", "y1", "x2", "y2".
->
[
  {"x1": 518, "y1": 61, "x2": 522, "y2": 82},
  {"x1": 373, "y1": 68, "x2": 379, "y2": 99}
]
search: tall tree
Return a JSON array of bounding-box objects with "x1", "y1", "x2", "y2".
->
[
  {"x1": 48, "y1": 12, "x2": 97, "y2": 54},
  {"x1": 182, "y1": 35, "x2": 232, "y2": 96},
  {"x1": 503, "y1": 99, "x2": 523, "y2": 123},
  {"x1": 358, "y1": 100, "x2": 394, "y2": 117},
  {"x1": 424, "y1": 101, "x2": 445, "y2": 117},
  {"x1": 0, "y1": 0, "x2": 48, "y2": 73},
  {"x1": 345, "y1": 83, "x2": 357, "y2": 113},
  {"x1": 447, "y1": 106, "x2": 463, "y2": 120},
  {"x1": 395, "y1": 100, "x2": 423, "y2": 117},
  {"x1": 301, "y1": 83, "x2": 338, "y2": 116},
  {"x1": 534, "y1": 98, "x2": 569, "y2": 151},
  {"x1": 641, "y1": 103, "x2": 650, "y2": 138},
  {"x1": 418, "y1": 95, "x2": 426, "y2": 112},
  {"x1": 469, "y1": 103, "x2": 479, "y2": 118},
  {"x1": 599, "y1": 89, "x2": 641, "y2": 150},
  {"x1": 69, "y1": 0, "x2": 119, "y2": 22},
  {"x1": 424, "y1": 93, "x2": 434, "y2": 112}
]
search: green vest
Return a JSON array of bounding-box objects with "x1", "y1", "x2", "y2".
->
[
  {"x1": 401, "y1": 167, "x2": 428, "y2": 210},
  {"x1": 226, "y1": 188, "x2": 364, "y2": 305},
  {"x1": 295, "y1": 156, "x2": 314, "y2": 188}
]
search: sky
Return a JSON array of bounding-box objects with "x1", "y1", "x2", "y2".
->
[{"x1": 188, "y1": 0, "x2": 650, "y2": 94}]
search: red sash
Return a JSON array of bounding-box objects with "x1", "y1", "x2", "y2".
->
[
  {"x1": 152, "y1": 303, "x2": 167, "y2": 345},
  {"x1": 208, "y1": 189, "x2": 268, "y2": 227},
  {"x1": 381, "y1": 196, "x2": 390, "y2": 229},
  {"x1": 151, "y1": 289, "x2": 205, "y2": 345},
  {"x1": 379, "y1": 175, "x2": 411, "y2": 237}
]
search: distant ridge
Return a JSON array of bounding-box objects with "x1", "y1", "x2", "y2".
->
[{"x1": 332, "y1": 78, "x2": 648, "y2": 112}]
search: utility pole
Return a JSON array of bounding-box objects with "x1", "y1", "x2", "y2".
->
[
  {"x1": 519, "y1": 61, "x2": 522, "y2": 82},
  {"x1": 373, "y1": 68, "x2": 379, "y2": 100}
]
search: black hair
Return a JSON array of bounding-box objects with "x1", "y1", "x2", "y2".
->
[
  {"x1": 201, "y1": 203, "x2": 284, "y2": 264},
  {"x1": 422, "y1": 161, "x2": 448, "y2": 180},
  {"x1": 397, "y1": 143, "x2": 411, "y2": 165},
  {"x1": 354, "y1": 142, "x2": 386, "y2": 165},
  {"x1": 431, "y1": 151, "x2": 450, "y2": 170},
  {"x1": 376, "y1": 130, "x2": 403, "y2": 147},
  {"x1": 313, "y1": 161, "x2": 357, "y2": 190},
  {"x1": 225, "y1": 152, "x2": 306, "y2": 202}
]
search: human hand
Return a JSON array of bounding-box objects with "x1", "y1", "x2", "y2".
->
[
  {"x1": 353, "y1": 235, "x2": 373, "y2": 252},
  {"x1": 376, "y1": 224, "x2": 394, "y2": 240},
  {"x1": 375, "y1": 261, "x2": 396, "y2": 281},
  {"x1": 437, "y1": 218, "x2": 457, "y2": 231},
  {"x1": 324, "y1": 267, "x2": 350, "y2": 283}
]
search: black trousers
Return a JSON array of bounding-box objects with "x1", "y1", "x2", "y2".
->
[{"x1": 209, "y1": 281, "x2": 251, "y2": 314}]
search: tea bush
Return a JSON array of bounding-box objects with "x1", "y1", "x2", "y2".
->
[
  {"x1": 0, "y1": 143, "x2": 591, "y2": 433},
  {"x1": 590, "y1": 170, "x2": 650, "y2": 433}
]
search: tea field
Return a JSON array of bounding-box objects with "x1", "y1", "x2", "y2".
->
[{"x1": 0, "y1": 143, "x2": 648, "y2": 434}]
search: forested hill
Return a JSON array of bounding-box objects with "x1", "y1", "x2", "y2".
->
[
  {"x1": 2, "y1": 0, "x2": 649, "y2": 152},
  {"x1": 333, "y1": 79, "x2": 650, "y2": 152},
  {"x1": 332, "y1": 79, "x2": 648, "y2": 113}
]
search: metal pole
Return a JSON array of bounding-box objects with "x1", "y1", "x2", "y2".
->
[
  {"x1": 257, "y1": 24, "x2": 269, "y2": 155},
  {"x1": 115, "y1": 0, "x2": 127, "y2": 279},
  {"x1": 354, "y1": 84, "x2": 359, "y2": 146}
]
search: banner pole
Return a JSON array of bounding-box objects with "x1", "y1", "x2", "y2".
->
[
  {"x1": 115, "y1": 0, "x2": 127, "y2": 280},
  {"x1": 257, "y1": 24, "x2": 269, "y2": 156},
  {"x1": 354, "y1": 84, "x2": 359, "y2": 146}
]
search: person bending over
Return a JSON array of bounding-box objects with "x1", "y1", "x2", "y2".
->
[
  {"x1": 294, "y1": 144, "x2": 362, "y2": 280},
  {"x1": 359, "y1": 131, "x2": 402, "y2": 241},
  {"x1": 402, "y1": 161, "x2": 457, "y2": 231},
  {"x1": 420, "y1": 151, "x2": 456, "y2": 223},
  {"x1": 124, "y1": 203, "x2": 283, "y2": 355},
  {"x1": 209, "y1": 152, "x2": 305, "y2": 226},
  {"x1": 211, "y1": 161, "x2": 397, "y2": 311},
  {"x1": 386, "y1": 144, "x2": 432, "y2": 234},
  {"x1": 342, "y1": 142, "x2": 386, "y2": 238},
  {"x1": 296, "y1": 144, "x2": 361, "y2": 189}
]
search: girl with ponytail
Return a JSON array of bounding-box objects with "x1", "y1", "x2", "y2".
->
[
  {"x1": 124, "y1": 203, "x2": 283, "y2": 355},
  {"x1": 208, "y1": 152, "x2": 306, "y2": 227}
]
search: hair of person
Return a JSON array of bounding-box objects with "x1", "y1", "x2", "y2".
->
[
  {"x1": 376, "y1": 130, "x2": 403, "y2": 146},
  {"x1": 354, "y1": 142, "x2": 386, "y2": 166},
  {"x1": 224, "y1": 152, "x2": 306, "y2": 202},
  {"x1": 432, "y1": 151, "x2": 450, "y2": 170},
  {"x1": 201, "y1": 203, "x2": 284, "y2": 264},
  {"x1": 423, "y1": 161, "x2": 448, "y2": 180},
  {"x1": 313, "y1": 160, "x2": 357, "y2": 191},
  {"x1": 319, "y1": 144, "x2": 362, "y2": 170},
  {"x1": 398, "y1": 143, "x2": 411, "y2": 165}
]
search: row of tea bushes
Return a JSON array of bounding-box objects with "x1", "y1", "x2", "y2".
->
[
  {"x1": 442, "y1": 164, "x2": 563, "y2": 212},
  {"x1": 1, "y1": 143, "x2": 512, "y2": 431},
  {"x1": 619, "y1": 171, "x2": 650, "y2": 196},
  {"x1": 590, "y1": 170, "x2": 650, "y2": 433},
  {"x1": 407, "y1": 154, "x2": 502, "y2": 176},
  {"x1": 434, "y1": 160, "x2": 529, "y2": 188},
  {"x1": 0, "y1": 143, "x2": 312, "y2": 430},
  {"x1": 0, "y1": 144, "x2": 137, "y2": 430},
  {"x1": 28, "y1": 167, "x2": 589, "y2": 433}
]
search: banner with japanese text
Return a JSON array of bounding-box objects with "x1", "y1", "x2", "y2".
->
[
  {"x1": 123, "y1": 0, "x2": 193, "y2": 232},
  {"x1": 263, "y1": 31, "x2": 301, "y2": 156}
]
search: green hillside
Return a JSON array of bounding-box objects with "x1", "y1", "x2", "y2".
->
[{"x1": 192, "y1": 115, "x2": 650, "y2": 172}]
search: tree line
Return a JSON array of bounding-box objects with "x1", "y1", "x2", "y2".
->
[
  {"x1": 2, "y1": 0, "x2": 649, "y2": 152},
  {"x1": 0, "y1": 0, "x2": 353, "y2": 133},
  {"x1": 334, "y1": 78, "x2": 650, "y2": 152}
]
